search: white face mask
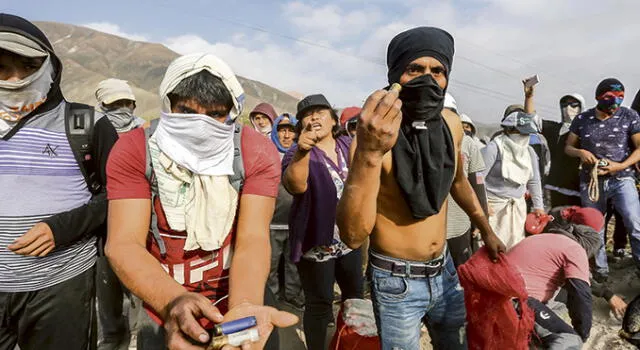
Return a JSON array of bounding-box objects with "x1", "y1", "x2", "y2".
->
[
  {"x1": 153, "y1": 111, "x2": 235, "y2": 176},
  {"x1": 561, "y1": 105, "x2": 581, "y2": 123},
  {"x1": 0, "y1": 57, "x2": 54, "y2": 122},
  {"x1": 507, "y1": 133, "x2": 531, "y2": 147}
]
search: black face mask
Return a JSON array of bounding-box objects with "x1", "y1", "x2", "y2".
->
[
  {"x1": 464, "y1": 129, "x2": 473, "y2": 137},
  {"x1": 399, "y1": 74, "x2": 445, "y2": 124}
]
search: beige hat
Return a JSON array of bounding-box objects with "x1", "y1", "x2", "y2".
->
[
  {"x1": 0, "y1": 32, "x2": 48, "y2": 58},
  {"x1": 95, "y1": 78, "x2": 136, "y2": 106}
]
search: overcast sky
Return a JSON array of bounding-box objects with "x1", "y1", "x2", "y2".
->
[{"x1": 3, "y1": 0, "x2": 640, "y2": 123}]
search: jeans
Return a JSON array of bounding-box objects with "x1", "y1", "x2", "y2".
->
[
  {"x1": 96, "y1": 256, "x2": 127, "y2": 344},
  {"x1": 580, "y1": 177, "x2": 640, "y2": 274},
  {"x1": 605, "y1": 208, "x2": 628, "y2": 251},
  {"x1": 268, "y1": 229, "x2": 304, "y2": 306},
  {"x1": 527, "y1": 298, "x2": 582, "y2": 350},
  {"x1": 0, "y1": 266, "x2": 96, "y2": 350},
  {"x1": 369, "y1": 250, "x2": 467, "y2": 350},
  {"x1": 297, "y1": 249, "x2": 364, "y2": 350}
]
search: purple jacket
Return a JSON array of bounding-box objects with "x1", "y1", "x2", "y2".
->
[{"x1": 282, "y1": 136, "x2": 351, "y2": 263}]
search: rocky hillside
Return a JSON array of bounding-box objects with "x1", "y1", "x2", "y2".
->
[{"x1": 34, "y1": 21, "x2": 300, "y2": 120}]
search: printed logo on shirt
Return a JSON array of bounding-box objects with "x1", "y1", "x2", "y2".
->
[
  {"x1": 540, "y1": 311, "x2": 551, "y2": 320},
  {"x1": 42, "y1": 144, "x2": 58, "y2": 157}
]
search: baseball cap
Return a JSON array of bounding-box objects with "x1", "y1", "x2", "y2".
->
[
  {"x1": 95, "y1": 79, "x2": 136, "y2": 106},
  {"x1": 340, "y1": 106, "x2": 361, "y2": 127},
  {"x1": 501, "y1": 111, "x2": 539, "y2": 134},
  {"x1": 525, "y1": 213, "x2": 553, "y2": 235},
  {"x1": 0, "y1": 32, "x2": 47, "y2": 58},
  {"x1": 297, "y1": 94, "x2": 332, "y2": 119}
]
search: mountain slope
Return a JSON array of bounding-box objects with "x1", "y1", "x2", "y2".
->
[{"x1": 34, "y1": 21, "x2": 300, "y2": 119}]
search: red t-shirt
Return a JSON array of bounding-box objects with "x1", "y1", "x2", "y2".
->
[
  {"x1": 507, "y1": 234, "x2": 590, "y2": 302},
  {"x1": 106, "y1": 126, "x2": 280, "y2": 320}
]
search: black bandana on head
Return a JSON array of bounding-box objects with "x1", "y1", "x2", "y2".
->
[{"x1": 388, "y1": 27, "x2": 456, "y2": 219}]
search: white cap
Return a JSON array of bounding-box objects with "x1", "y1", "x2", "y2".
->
[
  {"x1": 444, "y1": 93, "x2": 457, "y2": 113},
  {"x1": 95, "y1": 78, "x2": 136, "y2": 106}
]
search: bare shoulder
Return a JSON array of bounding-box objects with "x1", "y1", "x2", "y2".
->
[{"x1": 442, "y1": 109, "x2": 463, "y2": 148}]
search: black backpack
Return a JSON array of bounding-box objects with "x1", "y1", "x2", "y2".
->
[{"x1": 65, "y1": 102, "x2": 102, "y2": 195}]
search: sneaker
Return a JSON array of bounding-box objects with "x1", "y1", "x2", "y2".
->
[{"x1": 614, "y1": 249, "x2": 626, "y2": 258}]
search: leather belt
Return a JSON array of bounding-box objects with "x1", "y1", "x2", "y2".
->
[{"x1": 370, "y1": 253, "x2": 445, "y2": 278}]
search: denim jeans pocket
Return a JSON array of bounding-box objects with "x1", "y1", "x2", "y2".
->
[
  {"x1": 372, "y1": 269, "x2": 409, "y2": 301},
  {"x1": 443, "y1": 257, "x2": 458, "y2": 282}
]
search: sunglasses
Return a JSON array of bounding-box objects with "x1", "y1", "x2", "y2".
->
[{"x1": 561, "y1": 101, "x2": 581, "y2": 108}]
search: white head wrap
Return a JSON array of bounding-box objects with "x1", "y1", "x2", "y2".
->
[{"x1": 159, "y1": 53, "x2": 245, "y2": 120}]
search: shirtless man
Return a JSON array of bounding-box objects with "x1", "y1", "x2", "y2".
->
[{"x1": 337, "y1": 26, "x2": 504, "y2": 350}]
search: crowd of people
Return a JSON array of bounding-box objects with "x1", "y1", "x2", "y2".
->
[{"x1": 1, "y1": 12, "x2": 640, "y2": 350}]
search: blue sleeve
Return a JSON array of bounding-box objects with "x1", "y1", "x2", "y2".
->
[
  {"x1": 628, "y1": 109, "x2": 640, "y2": 135},
  {"x1": 527, "y1": 148, "x2": 544, "y2": 209},
  {"x1": 481, "y1": 142, "x2": 498, "y2": 177},
  {"x1": 566, "y1": 278, "x2": 592, "y2": 341}
]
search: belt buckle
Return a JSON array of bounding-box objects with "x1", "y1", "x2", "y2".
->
[
  {"x1": 426, "y1": 260, "x2": 443, "y2": 278},
  {"x1": 391, "y1": 261, "x2": 411, "y2": 277}
]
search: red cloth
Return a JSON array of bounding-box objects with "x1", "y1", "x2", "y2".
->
[
  {"x1": 458, "y1": 247, "x2": 534, "y2": 350},
  {"x1": 561, "y1": 206, "x2": 604, "y2": 231},
  {"x1": 340, "y1": 106, "x2": 361, "y2": 127},
  {"x1": 329, "y1": 309, "x2": 380, "y2": 350},
  {"x1": 525, "y1": 213, "x2": 553, "y2": 235},
  {"x1": 106, "y1": 127, "x2": 281, "y2": 325}
]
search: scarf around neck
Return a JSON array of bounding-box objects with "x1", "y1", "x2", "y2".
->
[
  {"x1": 392, "y1": 117, "x2": 456, "y2": 219},
  {"x1": 386, "y1": 26, "x2": 456, "y2": 219},
  {"x1": 495, "y1": 133, "x2": 532, "y2": 185}
]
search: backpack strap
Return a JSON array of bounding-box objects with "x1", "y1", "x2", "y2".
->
[
  {"x1": 144, "y1": 127, "x2": 167, "y2": 257},
  {"x1": 65, "y1": 102, "x2": 101, "y2": 194},
  {"x1": 229, "y1": 124, "x2": 245, "y2": 193}
]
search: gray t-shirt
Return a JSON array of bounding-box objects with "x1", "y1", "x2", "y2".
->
[{"x1": 446, "y1": 135, "x2": 486, "y2": 239}]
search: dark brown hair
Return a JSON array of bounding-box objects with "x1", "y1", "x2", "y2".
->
[{"x1": 294, "y1": 106, "x2": 341, "y2": 141}]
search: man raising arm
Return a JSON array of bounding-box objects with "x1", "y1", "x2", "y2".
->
[{"x1": 337, "y1": 27, "x2": 503, "y2": 350}]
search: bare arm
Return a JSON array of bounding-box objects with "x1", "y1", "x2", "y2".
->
[
  {"x1": 337, "y1": 136, "x2": 384, "y2": 249},
  {"x1": 105, "y1": 199, "x2": 186, "y2": 317},
  {"x1": 565, "y1": 132, "x2": 598, "y2": 165},
  {"x1": 524, "y1": 80, "x2": 535, "y2": 114},
  {"x1": 228, "y1": 194, "x2": 274, "y2": 308}
]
